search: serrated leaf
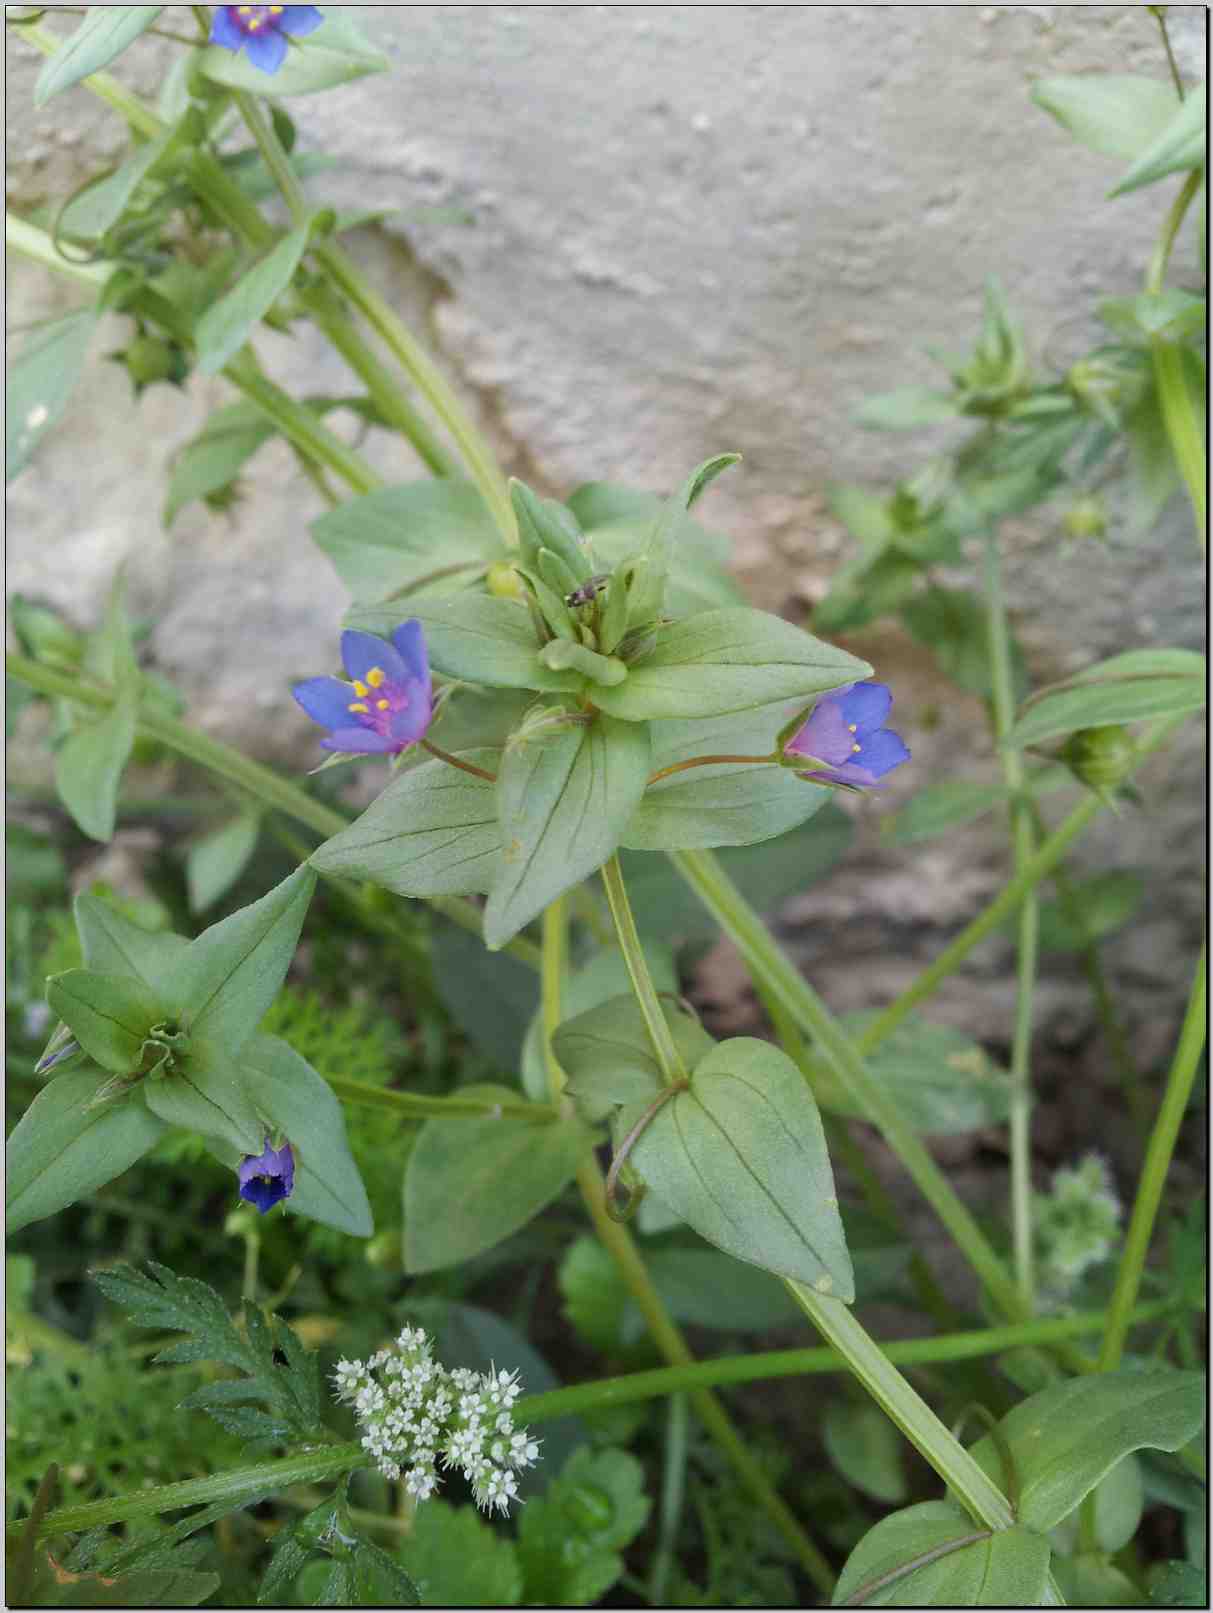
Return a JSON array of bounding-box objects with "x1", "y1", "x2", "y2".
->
[
  {"x1": 484, "y1": 714, "x2": 651, "y2": 949},
  {"x1": 348, "y1": 593, "x2": 579, "y2": 693},
  {"x1": 310, "y1": 751, "x2": 501, "y2": 898},
  {"x1": 399, "y1": 1502, "x2": 522, "y2": 1607},
  {"x1": 349, "y1": 1540, "x2": 420, "y2": 1607},
  {"x1": 1032, "y1": 74, "x2": 1181, "y2": 161},
  {"x1": 34, "y1": 7, "x2": 163, "y2": 105},
  {"x1": 6, "y1": 1071, "x2": 165, "y2": 1233},
  {"x1": 6, "y1": 309, "x2": 98, "y2": 481},
  {"x1": 54, "y1": 694, "x2": 136, "y2": 843},
  {"x1": 44, "y1": 969, "x2": 163, "y2": 1073},
  {"x1": 517, "y1": 1447, "x2": 650, "y2": 1606},
  {"x1": 75, "y1": 890, "x2": 188, "y2": 996},
  {"x1": 169, "y1": 865, "x2": 316, "y2": 1053},
  {"x1": 631, "y1": 1036, "x2": 854, "y2": 1295},
  {"x1": 143, "y1": 1036, "x2": 264, "y2": 1154},
  {"x1": 833, "y1": 1501, "x2": 1052, "y2": 1606},
  {"x1": 593, "y1": 607, "x2": 871, "y2": 722},
  {"x1": 824, "y1": 1402, "x2": 909, "y2": 1505},
  {"x1": 186, "y1": 811, "x2": 262, "y2": 913},
  {"x1": 1111, "y1": 83, "x2": 1207, "y2": 197},
  {"x1": 196, "y1": 224, "x2": 312, "y2": 376},
  {"x1": 1010, "y1": 648, "x2": 1206, "y2": 746},
  {"x1": 310, "y1": 480, "x2": 499, "y2": 602},
  {"x1": 965, "y1": 1366, "x2": 1207, "y2": 1534},
  {"x1": 199, "y1": 9, "x2": 389, "y2": 96},
  {"x1": 405, "y1": 1085, "x2": 591, "y2": 1272}
]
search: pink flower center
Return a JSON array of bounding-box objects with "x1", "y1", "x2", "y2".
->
[
  {"x1": 345, "y1": 665, "x2": 408, "y2": 738},
  {"x1": 228, "y1": 4, "x2": 285, "y2": 34}
]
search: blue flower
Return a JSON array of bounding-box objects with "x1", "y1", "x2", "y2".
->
[
  {"x1": 208, "y1": 5, "x2": 323, "y2": 74},
  {"x1": 785, "y1": 681, "x2": 910, "y2": 788},
  {"x1": 238, "y1": 1139, "x2": 295, "y2": 1213},
  {"x1": 293, "y1": 622, "x2": 433, "y2": 757}
]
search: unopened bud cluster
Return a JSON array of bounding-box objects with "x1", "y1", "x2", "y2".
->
[
  {"x1": 1034, "y1": 1153, "x2": 1122, "y2": 1304},
  {"x1": 332, "y1": 1326, "x2": 540, "y2": 1514}
]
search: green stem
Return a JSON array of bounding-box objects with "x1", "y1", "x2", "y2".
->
[
  {"x1": 600, "y1": 855, "x2": 686, "y2": 1081},
  {"x1": 222, "y1": 349, "x2": 383, "y2": 497},
  {"x1": 539, "y1": 902, "x2": 834, "y2": 1593},
  {"x1": 1100, "y1": 942, "x2": 1207, "y2": 1370},
  {"x1": 648, "y1": 1393, "x2": 689, "y2": 1606},
  {"x1": 327, "y1": 1076, "x2": 556, "y2": 1122},
  {"x1": 788, "y1": 1285, "x2": 1015, "y2": 1529},
  {"x1": 1152, "y1": 6, "x2": 1186, "y2": 97},
  {"x1": 6, "y1": 210, "x2": 116, "y2": 289},
  {"x1": 1144, "y1": 168, "x2": 1206, "y2": 549},
  {"x1": 670, "y1": 846, "x2": 1030, "y2": 1325},
  {"x1": 855, "y1": 714, "x2": 1188, "y2": 1053},
  {"x1": 11, "y1": 19, "x2": 163, "y2": 137},
  {"x1": 984, "y1": 530, "x2": 1038, "y2": 1303}
]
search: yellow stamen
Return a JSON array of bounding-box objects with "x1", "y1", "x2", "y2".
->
[
  {"x1": 270, "y1": 4, "x2": 284, "y2": 11},
  {"x1": 366, "y1": 666, "x2": 386, "y2": 689},
  {"x1": 353, "y1": 680, "x2": 369, "y2": 698},
  {"x1": 248, "y1": 16, "x2": 260, "y2": 26},
  {"x1": 238, "y1": 5, "x2": 252, "y2": 12},
  {"x1": 376, "y1": 699, "x2": 390, "y2": 711},
  {"x1": 847, "y1": 723, "x2": 857, "y2": 733},
  {"x1": 348, "y1": 702, "x2": 369, "y2": 715},
  {"x1": 852, "y1": 743, "x2": 862, "y2": 753}
]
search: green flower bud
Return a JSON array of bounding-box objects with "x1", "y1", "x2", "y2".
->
[
  {"x1": 486, "y1": 562, "x2": 524, "y2": 601},
  {"x1": 1061, "y1": 725, "x2": 1135, "y2": 795},
  {"x1": 1062, "y1": 496, "x2": 1108, "y2": 541},
  {"x1": 112, "y1": 334, "x2": 189, "y2": 394}
]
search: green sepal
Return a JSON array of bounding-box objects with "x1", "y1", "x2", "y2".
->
[
  {"x1": 535, "y1": 547, "x2": 581, "y2": 598},
  {"x1": 538, "y1": 638, "x2": 628, "y2": 686},
  {"x1": 44, "y1": 969, "x2": 166, "y2": 1075},
  {"x1": 510, "y1": 480, "x2": 593, "y2": 581},
  {"x1": 516, "y1": 566, "x2": 577, "y2": 640}
]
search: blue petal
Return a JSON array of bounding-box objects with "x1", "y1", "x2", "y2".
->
[
  {"x1": 391, "y1": 619, "x2": 430, "y2": 688},
  {"x1": 244, "y1": 26, "x2": 288, "y2": 72},
  {"x1": 320, "y1": 726, "x2": 397, "y2": 754},
  {"x1": 209, "y1": 7, "x2": 247, "y2": 49},
  {"x1": 293, "y1": 675, "x2": 356, "y2": 729},
  {"x1": 386, "y1": 683, "x2": 434, "y2": 747},
  {"x1": 838, "y1": 681, "x2": 893, "y2": 735},
  {"x1": 340, "y1": 629, "x2": 407, "y2": 686},
  {"x1": 277, "y1": 5, "x2": 325, "y2": 36},
  {"x1": 785, "y1": 696, "x2": 854, "y2": 767},
  {"x1": 853, "y1": 726, "x2": 910, "y2": 779}
]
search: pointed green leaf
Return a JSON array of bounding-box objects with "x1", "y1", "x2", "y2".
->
[
  {"x1": 348, "y1": 594, "x2": 579, "y2": 693},
  {"x1": 199, "y1": 9, "x2": 389, "y2": 96},
  {"x1": 966, "y1": 1367, "x2": 1206, "y2": 1534},
  {"x1": 34, "y1": 7, "x2": 164, "y2": 105},
  {"x1": 1010, "y1": 648, "x2": 1206, "y2": 745},
  {"x1": 484, "y1": 715, "x2": 651, "y2": 949},
  {"x1": 6, "y1": 309, "x2": 99, "y2": 481},
  {"x1": 54, "y1": 692, "x2": 136, "y2": 843},
  {"x1": 1111, "y1": 84, "x2": 1206, "y2": 197},
  {"x1": 593, "y1": 607, "x2": 870, "y2": 722},
  {"x1": 196, "y1": 224, "x2": 312, "y2": 376},
  {"x1": 511, "y1": 481, "x2": 593, "y2": 580},
  {"x1": 855, "y1": 386, "x2": 961, "y2": 429},
  {"x1": 310, "y1": 480, "x2": 499, "y2": 602},
  {"x1": 170, "y1": 866, "x2": 316, "y2": 1053},
  {"x1": 1032, "y1": 75, "x2": 1181, "y2": 161},
  {"x1": 186, "y1": 812, "x2": 262, "y2": 913},
  {"x1": 164, "y1": 401, "x2": 276, "y2": 529},
  {"x1": 833, "y1": 1501, "x2": 1052, "y2": 1607},
  {"x1": 75, "y1": 890, "x2": 189, "y2": 996},
  {"x1": 310, "y1": 751, "x2": 501, "y2": 897},
  {"x1": 143, "y1": 1036, "x2": 264, "y2": 1153},
  {"x1": 404, "y1": 1085, "x2": 592, "y2": 1272},
  {"x1": 6, "y1": 1070, "x2": 166, "y2": 1233},
  {"x1": 45, "y1": 969, "x2": 164, "y2": 1074},
  {"x1": 241, "y1": 1034, "x2": 372, "y2": 1237},
  {"x1": 824, "y1": 1402, "x2": 909, "y2": 1504},
  {"x1": 631, "y1": 1036, "x2": 854, "y2": 1296}
]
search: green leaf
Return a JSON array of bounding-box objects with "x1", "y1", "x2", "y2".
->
[
  {"x1": 645, "y1": 1246, "x2": 802, "y2": 1331},
  {"x1": 824, "y1": 1402, "x2": 909, "y2": 1505},
  {"x1": 164, "y1": 402, "x2": 276, "y2": 529},
  {"x1": 833, "y1": 1501, "x2": 1052, "y2": 1607},
  {"x1": 310, "y1": 481, "x2": 499, "y2": 602},
  {"x1": 1032, "y1": 75, "x2": 1181, "y2": 160},
  {"x1": 51, "y1": 1567, "x2": 221, "y2": 1607},
  {"x1": 885, "y1": 779, "x2": 1016, "y2": 844},
  {"x1": 816, "y1": 1015, "x2": 1012, "y2": 1135},
  {"x1": 1010, "y1": 649, "x2": 1206, "y2": 746},
  {"x1": 641, "y1": 454, "x2": 740, "y2": 612},
  {"x1": 186, "y1": 812, "x2": 261, "y2": 914},
  {"x1": 1111, "y1": 83, "x2": 1207, "y2": 197},
  {"x1": 631, "y1": 1037, "x2": 854, "y2": 1295},
  {"x1": 1099, "y1": 289, "x2": 1207, "y2": 345},
  {"x1": 1051, "y1": 1455, "x2": 1143, "y2": 1556},
  {"x1": 53, "y1": 689, "x2": 136, "y2": 844},
  {"x1": 44, "y1": 969, "x2": 163, "y2": 1074},
  {"x1": 310, "y1": 752, "x2": 501, "y2": 898},
  {"x1": 965, "y1": 1366, "x2": 1207, "y2": 1534},
  {"x1": 554, "y1": 992, "x2": 715, "y2": 1122},
  {"x1": 398, "y1": 1502, "x2": 522, "y2": 1608},
  {"x1": 75, "y1": 890, "x2": 188, "y2": 997},
  {"x1": 240, "y1": 1034, "x2": 372, "y2": 1237},
  {"x1": 349, "y1": 594, "x2": 578, "y2": 693},
  {"x1": 143, "y1": 1036, "x2": 264, "y2": 1154},
  {"x1": 430, "y1": 921, "x2": 537, "y2": 1071},
  {"x1": 349, "y1": 1540, "x2": 421, "y2": 1607},
  {"x1": 1052, "y1": 1552, "x2": 1142, "y2": 1607},
  {"x1": 6, "y1": 1070, "x2": 166, "y2": 1233},
  {"x1": 594, "y1": 607, "x2": 871, "y2": 722},
  {"x1": 404, "y1": 1085, "x2": 592, "y2": 1272},
  {"x1": 199, "y1": 9, "x2": 389, "y2": 96},
  {"x1": 568, "y1": 481, "x2": 742, "y2": 617},
  {"x1": 484, "y1": 715, "x2": 651, "y2": 950},
  {"x1": 855, "y1": 386, "x2": 960, "y2": 429},
  {"x1": 34, "y1": 7, "x2": 163, "y2": 105},
  {"x1": 1031, "y1": 869, "x2": 1145, "y2": 952},
  {"x1": 169, "y1": 866, "x2": 317, "y2": 1053},
  {"x1": 1151, "y1": 1561, "x2": 1209, "y2": 1607},
  {"x1": 59, "y1": 116, "x2": 195, "y2": 243},
  {"x1": 195, "y1": 224, "x2": 312, "y2": 376},
  {"x1": 517, "y1": 1447, "x2": 650, "y2": 1606}
]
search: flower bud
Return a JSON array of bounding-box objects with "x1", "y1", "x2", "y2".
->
[
  {"x1": 1061, "y1": 725, "x2": 1134, "y2": 795},
  {"x1": 486, "y1": 562, "x2": 524, "y2": 601},
  {"x1": 1062, "y1": 496, "x2": 1107, "y2": 542},
  {"x1": 112, "y1": 334, "x2": 189, "y2": 394}
]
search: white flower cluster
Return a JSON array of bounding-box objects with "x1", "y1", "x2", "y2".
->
[
  {"x1": 332, "y1": 1326, "x2": 541, "y2": 1514},
  {"x1": 1034, "y1": 1152, "x2": 1122, "y2": 1305}
]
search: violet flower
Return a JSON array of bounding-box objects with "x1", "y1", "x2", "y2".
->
[
  {"x1": 238, "y1": 1139, "x2": 295, "y2": 1213},
  {"x1": 785, "y1": 681, "x2": 910, "y2": 788},
  {"x1": 208, "y1": 5, "x2": 324, "y2": 74},
  {"x1": 293, "y1": 623, "x2": 433, "y2": 757}
]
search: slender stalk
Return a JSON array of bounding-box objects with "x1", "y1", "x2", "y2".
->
[
  {"x1": 223, "y1": 350, "x2": 383, "y2": 497},
  {"x1": 984, "y1": 530, "x2": 1038, "y2": 1303},
  {"x1": 10, "y1": 19, "x2": 163, "y2": 137},
  {"x1": 327, "y1": 1076, "x2": 556, "y2": 1122},
  {"x1": 1152, "y1": 6, "x2": 1186, "y2": 97},
  {"x1": 647, "y1": 753, "x2": 777, "y2": 786},
  {"x1": 6, "y1": 211, "x2": 116, "y2": 289},
  {"x1": 648, "y1": 1393, "x2": 689, "y2": 1606},
  {"x1": 540, "y1": 902, "x2": 835, "y2": 1593},
  {"x1": 1100, "y1": 942, "x2": 1207, "y2": 1370},
  {"x1": 420, "y1": 739, "x2": 496, "y2": 782},
  {"x1": 600, "y1": 855, "x2": 686, "y2": 1081}
]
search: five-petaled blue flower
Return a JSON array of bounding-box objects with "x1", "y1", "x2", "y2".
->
[
  {"x1": 238, "y1": 1139, "x2": 295, "y2": 1214},
  {"x1": 785, "y1": 681, "x2": 910, "y2": 788},
  {"x1": 293, "y1": 622, "x2": 433, "y2": 757},
  {"x1": 208, "y1": 5, "x2": 323, "y2": 74}
]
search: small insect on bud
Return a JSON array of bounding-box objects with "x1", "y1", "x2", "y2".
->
[{"x1": 1060, "y1": 725, "x2": 1134, "y2": 796}]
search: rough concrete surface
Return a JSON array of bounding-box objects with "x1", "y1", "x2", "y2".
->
[{"x1": 6, "y1": 6, "x2": 1207, "y2": 1089}]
